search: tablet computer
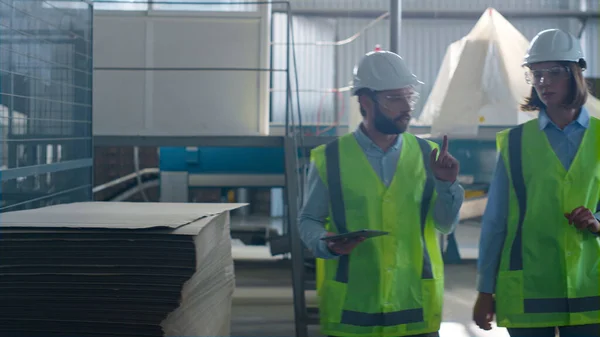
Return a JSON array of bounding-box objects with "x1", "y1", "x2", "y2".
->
[{"x1": 320, "y1": 229, "x2": 390, "y2": 242}]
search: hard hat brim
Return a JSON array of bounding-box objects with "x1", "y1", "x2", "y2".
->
[
  {"x1": 522, "y1": 56, "x2": 583, "y2": 66},
  {"x1": 351, "y1": 79, "x2": 424, "y2": 96}
]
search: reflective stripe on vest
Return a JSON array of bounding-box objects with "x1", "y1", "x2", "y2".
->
[
  {"x1": 323, "y1": 136, "x2": 435, "y2": 326},
  {"x1": 503, "y1": 123, "x2": 600, "y2": 316}
]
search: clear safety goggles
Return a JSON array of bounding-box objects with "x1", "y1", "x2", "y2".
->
[
  {"x1": 374, "y1": 88, "x2": 420, "y2": 112},
  {"x1": 525, "y1": 66, "x2": 571, "y2": 86}
]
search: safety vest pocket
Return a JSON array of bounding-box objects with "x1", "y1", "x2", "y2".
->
[
  {"x1": 495, "y1": 270, "x2": 524, "y2": 326},
  {"x1": 420, "y1": 278, "x2": 444, "y2": 328},
  {"x1": 319, "y1": 279, "x2": 348, "y2": 323}
]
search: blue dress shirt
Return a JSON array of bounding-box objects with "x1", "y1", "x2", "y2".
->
[{"x1": 477, "y1": 107, "x2": 597, "y2": 294}]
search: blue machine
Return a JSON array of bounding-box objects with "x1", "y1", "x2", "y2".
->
[
  {"x1": 160, "y1": 146, "x2": 286, "y2": 176},
  {"x1": 159, "y1": 126, "x2": 339, "y2": 179}
]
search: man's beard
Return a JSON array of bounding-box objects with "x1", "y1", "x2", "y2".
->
[{"x1": 373, "y1": 105, "x2": 407, "y2": 135}]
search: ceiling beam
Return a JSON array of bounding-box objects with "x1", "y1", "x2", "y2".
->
[{"x1": 272, "y1": 8, "x2": 600, "y2": 20}]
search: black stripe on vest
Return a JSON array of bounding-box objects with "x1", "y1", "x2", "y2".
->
[
  {"x1": 505, "y1": 125, "x2": 600, "y2": 314},
  {"x1": 323, "y1": 136, "x2": 434, "y2": 326}
]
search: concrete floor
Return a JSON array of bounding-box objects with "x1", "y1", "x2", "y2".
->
[
  {"x1": 229, "y1": 221, "x2": 509, "y2": 337},
  {"x1": 230, "y1": 260, "x2": 509, "y2": 337}
]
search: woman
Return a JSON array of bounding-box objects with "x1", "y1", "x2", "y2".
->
[{"x1": 472, "y1": 28, "x2": 600, "y2": 337}]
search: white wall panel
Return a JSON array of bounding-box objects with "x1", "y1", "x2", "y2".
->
[
  {"x1": 93, "y1": 0, "x2": 256, "y2": 11},
  {"x1": 151, "y1": 0, "x2": 257, "y2": 11},
  {"x1": 93, "y1": 10, "x2": 271, "y2": 136},
  {"x1": 93, "y1": 18, "x2": 147, "y2": 68}
]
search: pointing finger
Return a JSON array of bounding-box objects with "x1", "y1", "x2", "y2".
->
[{"x1": 441, "y1": 135, "x2": 449, "y2": 154}]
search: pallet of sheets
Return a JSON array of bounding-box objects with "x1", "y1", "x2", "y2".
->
[{"x1": 0, "y1": 201, "x2": 244, "y2": 337}]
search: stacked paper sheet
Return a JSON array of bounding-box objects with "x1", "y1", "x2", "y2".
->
[{"x1": 0, "y1": 201, "x2": 243, "y2": 337}]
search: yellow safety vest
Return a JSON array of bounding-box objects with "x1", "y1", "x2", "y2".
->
[
  {"x1": 495, "y1": 117, "x2": 600, "y2": 328},
  {"x1": 310, "y1": 132, "x2": 444, "y2": 337}
]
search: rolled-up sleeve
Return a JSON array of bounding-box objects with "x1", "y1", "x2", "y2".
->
[
  {"x1": 297, "y1": 162, "x2": 339, "y2": 259},
  {"x1": 432, "y1": 179, "x2": 465, "y2": 234}
]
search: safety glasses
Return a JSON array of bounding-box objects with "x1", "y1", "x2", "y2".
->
[
  {"x1": 374, "y1": 90, "x2": 420, "y2": 112},
  {"x1": 525, "y1": 66, "x2": 571, "y2": 86}
]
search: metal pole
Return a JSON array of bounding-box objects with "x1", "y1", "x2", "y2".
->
[
  {"x1": 88, "y1": 3, "x2": 95, "y2": 200},
  {"x1": 576, "y1": 0, "x2": 588, "y2": 38},
  {"x1": 283, "y1": 2, "x2": 308, "y2": 337},
  {"x1": 7, "y1": 2, "x2": 15, "y2": 169},
  {"x1": 390, "y1": 0, "x2": 401, "y2": 53},
  {"x1": 273, "y1": 8, "x2": 600, "y2": 20},
  {"x1": 285, "y1": 136, "x2": 309, "y2": 337},
  {"x1": 268, "y1": 8, "x2": 275, "y2": 124},
  {"x1": 235, "y1": 188, "x2": 250, "y2": 216},
  {"x1": 333, "y1": 20, "x2": 340, "y2": 135},
  {"x1": 284, "y1": 4, "x2": 291, "y2": 136}
]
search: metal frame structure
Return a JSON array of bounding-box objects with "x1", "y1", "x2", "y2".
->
[
  {"x1": 272, "y1": 8, "x2": 600, "y2": 20},
  {"x1": 0, "y1": 0, "x2": 94, "y2": 212}
]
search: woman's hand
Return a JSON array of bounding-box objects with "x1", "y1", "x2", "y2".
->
[
  {"x1": 564, "y1": 206, "x2": 600, "y2": 233},
  {"x1": 473, "y1": 292, "x2": 495, "y2": 331}
]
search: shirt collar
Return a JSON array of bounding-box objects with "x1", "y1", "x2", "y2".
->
[
  {"x1": 354, "y1": 123, "x2": 403, "y2": 151},
  {"x1": 538, "y1": 107, "x2": 590, "y2": 130}
]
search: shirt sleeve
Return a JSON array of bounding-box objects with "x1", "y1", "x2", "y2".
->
[
  {"x1": 476, "y1": 155, "x2": 509, "y2": 294},
  {"x1": 432, "y1": 179, "x2": 465, "y2": 234},
  {"x1": 592, "y1": 205, "x2": 600, "y2": 236},
  {"x1": 297, "y1": 162, "x2": 340, "y2": 259}
]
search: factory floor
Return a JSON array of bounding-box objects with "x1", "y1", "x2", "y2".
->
[{"x1": 229, "y1": 222, "x2": 509, "y2": 337}]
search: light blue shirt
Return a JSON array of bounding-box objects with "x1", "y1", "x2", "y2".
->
[
  {"x1": 477, "y1": 107, "x2": 598, "y2": 294},
  {"x1": 298, "y1": 126, "x2": 465, "y2": 259}
]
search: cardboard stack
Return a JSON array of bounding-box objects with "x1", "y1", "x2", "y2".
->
[{"x1": 0, "y1": 202, "x2": 242, "y2": 337}]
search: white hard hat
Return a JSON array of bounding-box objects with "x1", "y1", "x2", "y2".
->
[
  {"x1": 352, "y1": 50, "x2": 423, "y2": 95},
  {"x1": 523, "y1": 29, "x2": 585, "y2": 66}
]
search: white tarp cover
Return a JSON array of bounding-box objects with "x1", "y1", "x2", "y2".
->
[{"x1": 414, "y1": 8, "x2": 600, "y2": 137}]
